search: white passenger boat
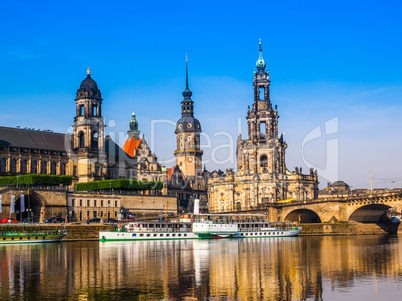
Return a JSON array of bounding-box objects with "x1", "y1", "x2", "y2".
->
[
  {"x1": 99, "y1": 219, "x2": 198, "y2": 241},
  {"x1": 192, "y1": 214, "x2": 302, "y2": 239}
]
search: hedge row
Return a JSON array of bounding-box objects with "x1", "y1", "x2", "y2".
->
[
  {"x1": 0, "y1": 174, "x2": 72, "y2": 187},
  {"x1": 75, "y1": 179, "x2": 164, "y2": 192}
]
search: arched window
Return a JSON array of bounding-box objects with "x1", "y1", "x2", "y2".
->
[
  {"x1": 31, "y1": 160, "x2": 37, "y2": 173},
  {"x1": 60, "y1": 163, "x2": 66, "y2": 175},
  {"x1": 259, "y1": 87, "x2": 265, "y2": 100},
  {"x1": 0, "y1": 158, "x2": 5, "y2": 172},
  {"x1": 80, "y1": 105, "x2": 84, "y2": 116},
  {"x1": 10, "y1": 159, "x2": 16, "y2": 173},
  {"x1": 92, "y1": 132, "x2": 98, "y2": 149},
  {"x1": 51, "y1": 162, "x2": 56, "y2": 175},
  {"x1": 21, "y1": 160, "x2": 27, "y2": 174},
  {"x1": 92, "y1": 105, "x2": 97, "y2": 116},
  {"x1": 79, "y1": 132, "x2": 85, "y2": 148},
  {"x1": 95, "y1": 165, "x2": 100, "y2": 176},
  {"x1": 260, "y1": 155, "x2": 268, "y2": 167},
  {"x1": 41, "y1": 161, "x2": 47, "y2": 174}
]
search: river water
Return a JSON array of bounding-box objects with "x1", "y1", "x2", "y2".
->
[{"x1": 0, "y1": 235, "x2": 401, "y2": 300}]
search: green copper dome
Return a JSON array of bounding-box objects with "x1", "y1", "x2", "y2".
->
[{"x1": 255, "y1": 41, "x2": 266, "y2": 72}]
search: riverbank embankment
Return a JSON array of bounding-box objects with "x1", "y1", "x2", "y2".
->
[{"x1": 1, "y1": 222, "x2": 400, "y2": 241}]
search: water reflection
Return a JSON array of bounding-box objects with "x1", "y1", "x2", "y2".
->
[{"x1": 0, "y1": 236, "x2": 401, "y2": 300}]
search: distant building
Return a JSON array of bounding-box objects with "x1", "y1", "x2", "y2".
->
[{"x1": 207, "y1": 42, "x2": 319, "y2": 212}]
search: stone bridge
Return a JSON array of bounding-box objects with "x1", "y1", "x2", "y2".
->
[{"x1": 262, "y1": 191, "x2": 402, "y2": 223}]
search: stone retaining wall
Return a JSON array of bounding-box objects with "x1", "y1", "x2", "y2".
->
[
  {"x1": 1, "y1": 222, "x2": 400, "y2": 241},
  {"x1": 300, "y1": 222, "x2": 401, "y2": 236}
]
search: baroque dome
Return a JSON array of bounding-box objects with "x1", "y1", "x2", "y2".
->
[
  {"x1": 80, "y1": 75, "x2": 98, "y2": 90},
  {"x1": 76, "y1": 68, "x2": 102, "y2": 100},
  {"x1": 175, "y1": 116, "x2": 202, "y2": 133}
]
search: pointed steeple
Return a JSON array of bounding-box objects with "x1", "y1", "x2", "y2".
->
[
  {"x1": 181, "y1": 55, "x2": 194, "y2": 117},
  {"x1": 256, "y1": 39, "x2": 267, "y2": 73},
  {"x1": 182, "y1": 55, "x2": 193, "y2": 99}
]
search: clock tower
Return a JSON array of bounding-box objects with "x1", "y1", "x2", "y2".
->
[{"x1": 174, "y1": 58, "x2": 203, "y2": 179}]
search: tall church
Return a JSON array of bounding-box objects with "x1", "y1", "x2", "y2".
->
[
  {"x1": 207, "y1": 42, "x2": 318, "y2": 212},
  {"x1": 166, "y1": 59, "x2": 207, "y2": 211}
]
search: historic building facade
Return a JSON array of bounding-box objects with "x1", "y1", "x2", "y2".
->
[
  {"x1": 0, "y1": 68, "x2": 164, "y2": 185},
  {"x1": 0, "y1": 69, "x2": 168, "y2": 222},
  {"x1": 207, "y1": 42, "x2": 318, "y2": 212}
]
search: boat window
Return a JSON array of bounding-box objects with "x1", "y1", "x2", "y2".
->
[
  {"x1": 147, "y1": 234, "x2": 150, "y2": 237},
  {"x1": 11, "y1": 237, "x2": 14, "y2": 240},
  {"x1": 178, "y1": 234, "x2": 181, "y2": 237},
  {"x1": 140, "y1": 234, "x2": 144, "y2": 237},
  {"x1": 172, "y1": 234, "x2": 176, "y2": 237},
  {"x1": 20, "y1": 237, "x2": 22, "y2": 240},
  {"x1": 35, "y1": 237, "x2": 38, "y2": 239},
  {"x1": 160, "y1": 234, "x2": 164, "y2": 237},
  {"x1": 149, "y1": 224, "x2": 154, "y2": 228},
  {"x1": 184, "y1": 234, "x2": 187, "y2": 237},
  {"x1": 132, "y1": 234, "x2": 136, "y2": 237},
  {"x1": 166, "y1": 234, "x2": 170, "y2": 237},
  {"x1": 250, "y1": 233, "x2": 253, "y2": 236},
  {"x1": 153, "y1": 234, "x2": 157, "y2": 237}
]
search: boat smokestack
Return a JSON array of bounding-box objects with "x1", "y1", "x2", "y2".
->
[{"x1": 194, "y1": 198, "x2": 200, "y2": 215}]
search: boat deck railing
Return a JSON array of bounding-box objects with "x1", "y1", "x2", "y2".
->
[
  {"x1": 0, "y1": 229, "x2": 65, "y2": 236},
  {"x1": 193, "y1": 218, "x2": 270, "y2": 224},
  {"x1": 238, "y1": 226, "x2": 301, "y2": 232},
  {"x1": 127, "y1": 227, "x2": 191, "y2": 233}
]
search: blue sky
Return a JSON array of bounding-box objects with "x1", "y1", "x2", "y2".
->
[{"x1": 1, "y1": 0, "x2": 401, "y2": 189}]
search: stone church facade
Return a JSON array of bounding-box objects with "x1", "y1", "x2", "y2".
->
[{"x1": 207, "y1": 42, "x2": 318, "y2": 213}]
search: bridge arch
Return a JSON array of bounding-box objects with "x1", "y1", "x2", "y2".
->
[
  {"x1": 348, "y1": 204, "x2": 392, "y2": 223},
  {"x1": 284, "y1": 209, "x2": 322, "y2": 223}
]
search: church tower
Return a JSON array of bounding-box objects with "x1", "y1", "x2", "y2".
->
[
  {"x1": 72, "y1": 68, "x2": 105, "y2": 182},
  {"x1": 174, "y1": 58, "x2": 203, "y2": 179},
  {"x1": 207, "y1": 41, "x2": 318, "y2": 213},
  {"x1": 237, "y1": 41, "x2": 287, "y2": 178},
  {"x1": 122, "y1": 110, "x2": 142, "y2": 157}
]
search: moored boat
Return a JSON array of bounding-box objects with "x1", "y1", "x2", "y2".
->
[
  {"x1": 0, "y1": 225, "x2": 66, "y2": 244},
  {"x1": 192, "y1": 214, "x2": 302, "y2": 239},
  {"x1": 99, "y1": 219, "x2": 198, "y2": 241}
]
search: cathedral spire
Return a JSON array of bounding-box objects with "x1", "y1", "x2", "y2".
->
[
  {"x1": 181, "y1": 56, "x2": 194, "y2": 117},
  {"x1": 256, "y1": 40, "x2": 267, "y2": 73},
  {"x1": 182, "y1": 56, "x2": 192, "y2": 99}
]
